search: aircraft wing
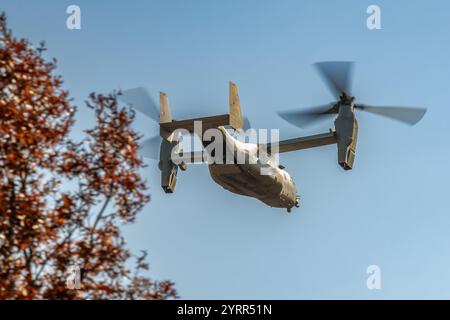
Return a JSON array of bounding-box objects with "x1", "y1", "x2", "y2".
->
[{"x1": 260, "y1": 130, "x2": 337, "y2": 154}]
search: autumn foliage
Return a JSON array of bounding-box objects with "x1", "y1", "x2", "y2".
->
[{"x1": 0, "y1": 13, "x2": 176, "y2": 299}]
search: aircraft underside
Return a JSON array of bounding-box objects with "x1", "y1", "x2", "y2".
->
[{"x1": 208, "y1": 163, "x2": 297, "y2": 209}]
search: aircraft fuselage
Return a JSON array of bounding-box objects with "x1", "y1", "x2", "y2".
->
[{"x1": 205, "y1": 127, "x2": 299, "y2": 210}]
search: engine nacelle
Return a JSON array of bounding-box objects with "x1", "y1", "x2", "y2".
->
[
  {"x1": 334, "y1": 104, "x2": 358, "y2": 170},
  {"x1": 159, "y1": 139, "x2": 179, "y2": 193}
]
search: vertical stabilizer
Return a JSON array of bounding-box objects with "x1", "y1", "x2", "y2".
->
[
  {"x1": 229, "y1": 82, "x2": 244, "y2": 130},
  {"x1": 160, "y1": 92, "x2": 172, "y2": 124}
]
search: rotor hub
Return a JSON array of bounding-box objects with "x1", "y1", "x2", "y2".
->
[{"x1": 339, "y1": 92, "x2": 354, "y2": 105}]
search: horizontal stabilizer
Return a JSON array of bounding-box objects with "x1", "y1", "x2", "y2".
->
[
  {"x1": 160, "y1": 114, "x2": 231, "y2": 134},
  {"x1": 176, "y1": 151, "x2": 207, "y2": 164}
]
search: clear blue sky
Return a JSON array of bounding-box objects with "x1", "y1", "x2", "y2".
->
[{"x1": 3, "y1": 0, "x2": 450, "y2": 299}]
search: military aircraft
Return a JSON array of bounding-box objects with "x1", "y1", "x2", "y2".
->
[{"x1": 119, "y1": 62, "x2": 426, "y2": 212}]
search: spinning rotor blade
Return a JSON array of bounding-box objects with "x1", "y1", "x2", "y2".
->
[
  {"x1": 119, "y1": 87, "x2": 159, "y2": 122},
  {"x1": 139, "y1": 135, "x2": 161, "y2": 160},
  {"x1": 356, "y1": 105, "x2": 427, "y2": 126},
  {"x1": 314, "y1": 61, "x2": 354, "y2": 98},
  {"x1": 277, "y1": 104, "x2": 338, "y2": 128}
]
